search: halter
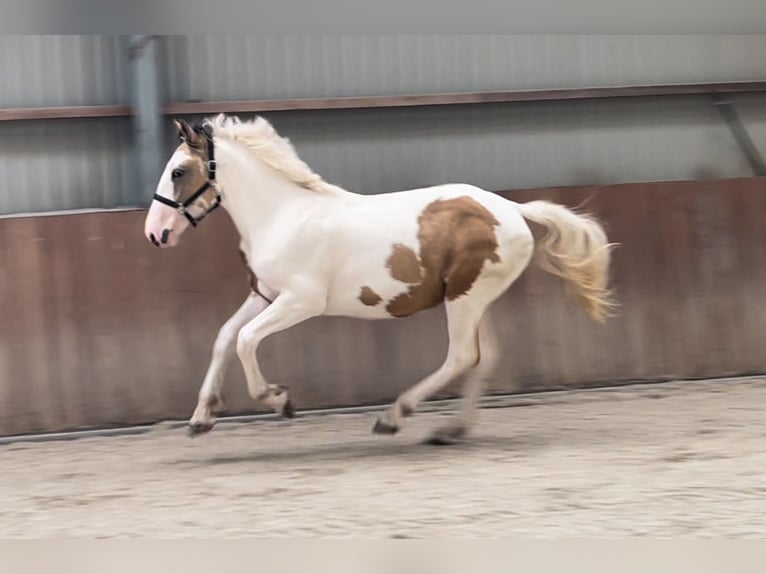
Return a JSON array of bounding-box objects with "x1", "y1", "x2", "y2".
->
[{"x1": 153, "y1": 124, "x2": 222, "y2": 227}]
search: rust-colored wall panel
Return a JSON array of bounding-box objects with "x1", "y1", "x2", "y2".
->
[{"x1": 1, "y1": 178, "x2": 765, "y2": 435}]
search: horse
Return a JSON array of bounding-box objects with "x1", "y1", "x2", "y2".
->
[{"x1": 144, "y1": 114, "x2": 615, "y2": 445}]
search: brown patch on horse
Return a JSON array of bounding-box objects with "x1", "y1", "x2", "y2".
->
[
  {"x1": 238, "y1": 249, "x2": 259, "y2": 293},
  {"x1": 387, "y1": 244, "x2": 422, "y2": 284},
  {"x1": 170, "y1": 120, "x2": 217, "y2": 207},
  {"x1": 359, "y1": 286, "x2": 383, "y2": 306},
  {"x1": 171, "y1": 143, "x2": 210, "y2": 204},
  {"x1": 175, "y1": 119, "x2": 205, "y2": 149},
  {"x1": 237, "y1": 249, "x2": 274, "y2": 303},
  {"x1": 386, "y1": 197, "x2": 500, "y2": 317}
]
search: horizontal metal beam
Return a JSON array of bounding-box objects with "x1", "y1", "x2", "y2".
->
[
  {"x1": 2, "y1": 81, "x2": 765, "y2": 122},
  {"x1": 163, "y1": 81, "x2": 766, "y2": 115},
  {"x1": 0, "y1": 105, "x2": 132, "y2": 122}
]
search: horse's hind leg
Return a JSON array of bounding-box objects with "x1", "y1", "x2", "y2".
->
[
  {"x1": 373, "y1": 295, "x2": 488, "y2": 435},
  {"x1": 426, "y1": 314, "x2": 499, "y2": 445},
  {"x1": 189, "y1": 293, "x2": 269, "y2": 436}
]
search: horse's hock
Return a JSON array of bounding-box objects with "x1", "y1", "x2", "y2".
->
[{"x1": 1, "y1": 177, "x2": 765, "y2": 435}]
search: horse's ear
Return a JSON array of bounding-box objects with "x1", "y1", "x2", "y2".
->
[{"x1": 174, "y1": 119, "x2": 201, "y2": 147}]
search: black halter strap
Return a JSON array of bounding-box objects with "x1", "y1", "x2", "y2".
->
[{"x1": 153, "y1": 124, "x2": 222, "y2": 228}]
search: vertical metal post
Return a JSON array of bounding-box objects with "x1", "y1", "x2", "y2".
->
[{"x1": 128, "y1": 35, "x2": 164, "y2": 206}]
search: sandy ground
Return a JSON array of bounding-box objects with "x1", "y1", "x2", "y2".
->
[{"x1": 0, "y1": 377, "x2": 764, "y2": 538}]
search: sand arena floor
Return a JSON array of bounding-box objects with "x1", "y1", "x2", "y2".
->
[{"x1": 1, "y1": 377, "x2": 764, "y2": 537}]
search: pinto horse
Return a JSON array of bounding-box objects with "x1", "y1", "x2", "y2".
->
[{"x1": 144, "y1": 115, "x2": 615, "y2": 444}]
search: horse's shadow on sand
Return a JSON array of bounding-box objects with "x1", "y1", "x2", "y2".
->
[{"x1": 166, "y1": 433, "x2": 548, "y2": 468}]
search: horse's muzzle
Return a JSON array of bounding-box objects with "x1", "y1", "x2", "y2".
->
[{"x1": 147, "y1": 228, "x2": 177, "y2": 248}]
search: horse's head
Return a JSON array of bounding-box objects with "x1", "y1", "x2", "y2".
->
[{"x1": 144, "y1": 119, "x2": 222, "y2": 248}]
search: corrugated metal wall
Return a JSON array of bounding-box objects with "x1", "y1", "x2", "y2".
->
[
  {"x1": 0, "y1": 35, "x2": 128, "y2": 108},
  {"x1": 0, "y1": 118, "x2": 135, "y2": 214},
  {"x1": 199, "y1": 96, "x2": 760, "y2": 196},
  {"x1": 0, "y1": 35, "x2": 134, "y2": 214},
  {"x1": 163, "y1": 35, "x2": 766, "y2": 194},
  {"x1": 163, "y1": 35, "x2": 766, "y2": 100},
  {"x1": 1, "y1": 35, "x2": 766, "y2": 214}
]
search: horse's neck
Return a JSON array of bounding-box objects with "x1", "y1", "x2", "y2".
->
[{"x1": 217, "y1": 143, "x2": 334, "y2": 250}]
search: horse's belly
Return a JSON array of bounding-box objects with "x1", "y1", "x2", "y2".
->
[{"x1": 322, "y1": 282, "x2": 400, "y2": 320}]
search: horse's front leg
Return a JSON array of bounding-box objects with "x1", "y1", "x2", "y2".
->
[
  {"x1": 236, "y1": 291, "x2": 325, "y2": 416},
  {"x1": 189, "y1": 294, "x2": 269, "y2": 436}
]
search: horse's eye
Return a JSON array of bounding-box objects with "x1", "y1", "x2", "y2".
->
[{"x1": 171, "y1": 168, "x2": 185, "y2": 180}]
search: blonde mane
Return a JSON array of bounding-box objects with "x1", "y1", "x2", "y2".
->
[{"x1": 205, "y1": 114, "x2": 344, "y2": 195}]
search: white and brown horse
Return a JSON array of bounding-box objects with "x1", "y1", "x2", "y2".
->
[{"x1": 144, "y1": 115, "x2": 615, "y2": 444}]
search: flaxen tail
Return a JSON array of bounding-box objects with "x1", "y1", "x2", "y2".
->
[{"x1": 518, "y1": 200, "x2": 617, "y2": 322}]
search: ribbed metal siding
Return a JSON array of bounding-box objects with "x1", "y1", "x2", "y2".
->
[
  {"x1": 2, "y1": 35, "x2": 766, "y2": 214},
  {"x1": 0, "y1": 35, "x2": 134, "y2": 214},
  {"x1": 164, "y1": 35, "x2": 766, "y2": 102},
  {"x1": 0, "y1": 119, "x2": 134, "y2": 214},
  {"x1": 172, "y1": 93, "x2": 765, "y2": 197},
  {"x1": 0, "y1": 35, "x2": 128, "y2": 107},
  {"x1": 161, "y1": 35, "x2": 766, "y2": 195}
]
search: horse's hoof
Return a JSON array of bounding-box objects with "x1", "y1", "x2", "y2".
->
[
  {"x1": 424, "y1": 434, "x2": 460, "y2": 446},
  {"x1": 282, "y1": 398, "x2": 296, "y2": 419},
  {"x1": 372, "y1": 418, "x2": 399, "y2": 435},
  {"x1": 187, "y1": 422, "x2": 215, "y2": 437}
]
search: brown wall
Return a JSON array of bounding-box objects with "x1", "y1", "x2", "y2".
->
[{"x1": 1, "y1": 177, "x2": 765, "y2": 436}]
